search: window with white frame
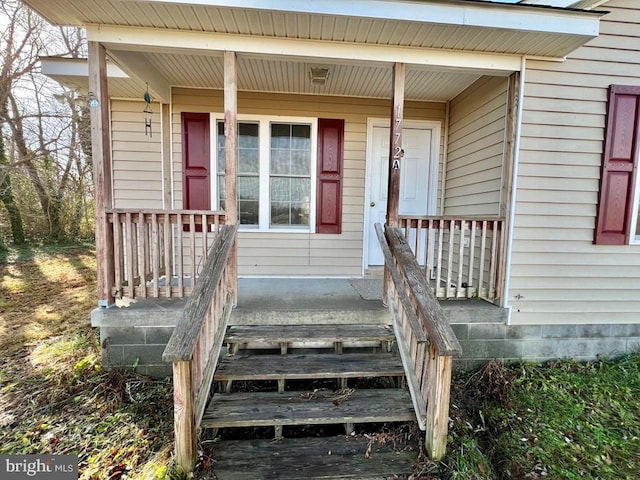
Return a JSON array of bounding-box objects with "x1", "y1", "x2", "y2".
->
[{"x1": 214, "y1": 116, "x2": 316, "y2": 231}]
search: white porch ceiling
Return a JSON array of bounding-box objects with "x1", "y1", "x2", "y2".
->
[{"x1": 41, "y1": 54, "x2": 487, "y2": 102}]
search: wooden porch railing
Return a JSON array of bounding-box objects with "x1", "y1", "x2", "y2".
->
[
  {"x1": 399, "y1": 215, "x2": 505, "y2": 303},
  {"x1": 375, "y1": 223, "x2": 462, "y2": 460},
  {"x1": 162, "y1": 223, "x2": 238, "y2": 472},
  {"x1": 106, "y1": 209, "x2": 226, "y2": 299}
]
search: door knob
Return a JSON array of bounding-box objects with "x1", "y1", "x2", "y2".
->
[{"x1": 370, "y1": 202, "x2": 376, "y2": 207}]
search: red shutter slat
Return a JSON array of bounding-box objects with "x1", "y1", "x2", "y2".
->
[
  {"x1": 182, "y1": 112, "x2": 210, "y2": 231},
  {"x1": 594, "y1": 85, "x2": 640, "y2": 245},
  {"x1": 316, "y1": 119, "x2": 344, "y2": 234}
]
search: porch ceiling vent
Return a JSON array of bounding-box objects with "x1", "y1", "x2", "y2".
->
[{"x1": 309, "y1": 66, "x2": 330, "y2": 85}]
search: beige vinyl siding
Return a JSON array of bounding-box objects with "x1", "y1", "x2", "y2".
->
[
  {"x1": 172, "y1": 89, "x2": 445, "y2": 276},
  {"x1": 111, "y1": 100, "x2": 164, "y2": 209},
  {"x1": 444, "y1": 76, "x2": 508, "y2": 216},
  {"x1": 511, "y1": 0, "x2": 640, "y2": 325}
]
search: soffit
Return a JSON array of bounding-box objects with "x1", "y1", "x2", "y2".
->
[{"x1": 41, "y1": 54, "x2": 485, "y2": 102}]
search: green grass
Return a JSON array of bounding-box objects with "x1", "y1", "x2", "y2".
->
[
  {"x1": 428, "y1": 355, "x2": 640, "y2": 480},
  {"x1": 487, "y1": 356, "x2": 640, "y2": 479},
  {"x1": 1, "y1": 245, "x2": 639, "y2": 479}
]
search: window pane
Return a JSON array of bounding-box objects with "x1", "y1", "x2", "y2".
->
[
  {"x1": 271, "y1": 149, "x2": 290, "y2": 175},
  {"x1": 291, "y1": 124, "x2": 311, "y2": 150},
  {"x1": 217, "y1": 122, "x2": 225, "y2": 149},
  {"x1": 239, "y1": 148, "x2": 259, "y2": 174},
  {"x1": 270, "y1": 202, "x2": 290, "y2": 226},
  {"x1": 240, "y1": 200, "x2": 259, "y2": 225},
  {"x1": 290, "y1": 150, "x2": 311, "y2": 176},
  {"x1": 270, "y1": 177, "x2": 290, "y2": 202},
  {"x1": 290, "y1": 202, "x2": 309, "y2": 225},
  {"x1": 217, "y1": 175, "x2": 225, "y2": 210},
  {"x1": 239, "y1": 123, "x2": 259, "y2": 148},
  {"x1": 238, "y1": 176, "x2": 259, "y2": 201},
  {"x1": 217, "y1": 147, "x2": 225, "y2": 173},
  {"x1": 218, "y1": 122, "x2": 259, "y2": 174},
  {"x1": 271, "y1": 123, "x2": 291, "y2": 149},
  {"x1": 291, "y1": 178, "x2": 310, "y2": 202}
]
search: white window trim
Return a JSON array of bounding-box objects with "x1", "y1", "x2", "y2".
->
[{"x1": 209, "y1": 113, "x2": 318, "y2": 233}]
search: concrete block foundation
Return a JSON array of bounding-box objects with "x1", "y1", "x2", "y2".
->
[{"x1": 90, "y1": 281, "x2": 640, "y2": 377}]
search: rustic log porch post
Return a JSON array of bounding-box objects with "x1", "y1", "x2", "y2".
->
[
  {"x1": 224, "y1": 51, "x2": 238, "y2": 303},
  {"x1": 88, "y1": 42, "x2": 115, "y2": 307},
  {"x1": 383, "y1": 63, "x2": 405, "y2": 304}
]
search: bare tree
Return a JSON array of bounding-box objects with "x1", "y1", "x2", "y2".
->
[{"x1": 1, "y1": 0, "x2": 91, "y2": 242}]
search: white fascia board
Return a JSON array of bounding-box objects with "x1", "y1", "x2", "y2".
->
[
  {"x1": 87, "y1": 25, "x2": 522, "y2": 73},
  {"x1": 132, "y1": 0, "x2": 601, "y2": 36},
  {"x1": 40, "y1": 56, "x2": 128, "y2": 78}
]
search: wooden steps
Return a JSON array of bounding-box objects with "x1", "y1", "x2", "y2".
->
[
  {"x1": 205, "y1": 323, "x2": 418, "y2": 478},
  {"x1": 212, "y1": 436, "x2": 418, "y2": 480},
  {"x1": 225, "y1": 324, "x2": 395, "y2": 351},
  {"x1": 215, "y1": 352, "x2": 405, "y2": 382},
  {"x1": 202, "y1": 388, "x2": 414, "y2": 429}
]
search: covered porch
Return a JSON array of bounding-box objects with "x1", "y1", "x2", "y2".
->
[
  {"x1": 27, "y1": 0, "x2": 602, "y2": 475},
  {"x1": 33, "y1": 1, "x2": 602, "y2": 310}
]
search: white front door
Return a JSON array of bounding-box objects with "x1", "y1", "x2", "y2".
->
[{"x1": 366, "y1": 122, "x2": 439, "y2": 267}]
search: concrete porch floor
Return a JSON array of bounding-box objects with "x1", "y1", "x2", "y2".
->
[
  {"x1": 233, "y1": 277, "x2": 506, "y2": 325},
  {"x1": 92, "y1": 277, "x2": 507, "y2": 328}
]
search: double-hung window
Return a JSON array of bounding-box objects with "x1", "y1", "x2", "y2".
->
[{"x1": 214, "y1": 116, "x2": 317, "y2": 231}]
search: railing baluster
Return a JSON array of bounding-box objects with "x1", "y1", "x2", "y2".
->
[
  {"x1": 415, "y1": 219, "x2": 423, "y2": 266},
  {"x1": 489, "y1": 220, "x2": 499, "y2": 301},
  {"x1": 138, "y1": 212, "x2": 147, "y2": 298},
  {"x1": 457, "y1": 220, "x2": 465, "y2": 299},
  {"x1": 478, "y1": 221, "x2": 487, "y2": 299},
  {"x1": 125, "y1": 212, "x2": 134, "y2": 298},
  {"x1": 426, "y1": 218, "x2": 434, "y2": 282},
  {"x1": 496, "y1": 220, "x2": 507, "y2": 302},
  {"x1": 113, "y1": 214, "x2": 123, "y2": 299},
  {"x1": 190, "y1": 214, "x2": 196, "y2": 292},
  {"x1": 177, "y1": 213, "x2": 184, "y2": 298},
  {"x1": 164, "y1": 213, "x2": 172, "y2": 298},
  {"x1": 151, "y1": 213, "x2": 160, "y2": 298},
  {"x1": 436, "y1": 221, "x2": 444, "y2": 297},
  {"x1": 468, "y1": 220, "x2": 477, "y2": 299},
  {"x1": 202, "y1": 213, "x2": 208, "y2": 266},
  {"x1": 446, "y1": 220, "x2": 454, "y2": 298}
]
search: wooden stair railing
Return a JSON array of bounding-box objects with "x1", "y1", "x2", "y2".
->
[
  {"x1": 375, "y1": 223, "x2": 462, "y2": 460},
  {"x1": 162, "y1": 224, "x2": 238, "y2": 472}
]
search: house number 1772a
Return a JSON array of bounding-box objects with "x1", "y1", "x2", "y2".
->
[{"x1": 393, "y1": 105, "x2": 402, "y2": 169}]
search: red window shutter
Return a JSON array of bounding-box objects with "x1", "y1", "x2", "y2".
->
[
  {"x1": 182, "y1": 113, "x2": 210, "y2": 231},
  {"x1": 316, "y1": 119, "x2": 344, "y2": 234},
  {"x1": 594, "y1": 85, "x2": 640, "y2": 245}
]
